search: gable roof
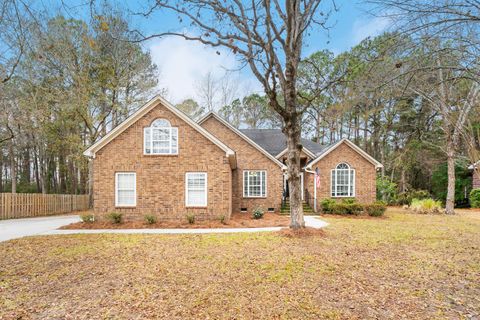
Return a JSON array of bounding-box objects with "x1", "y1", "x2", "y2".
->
[
  {"x1": 83, "y1": 96, "x2": 237, "y2": 168},
  {"x1": 305, "y1": 138, "x2": 383, "y2": 169},
  {"x1": 238, "y1": 129, "x2": 327, "y2": 159},
  {"x1": 197, "y1": 112, "x2": 286, "y2": 169}
]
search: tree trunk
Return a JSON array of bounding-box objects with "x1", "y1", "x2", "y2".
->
[
  {"x1": 445, "y1": 140, "x2": 456, "y2": 215},
  {"x1": 284, "y1": 116, "x2": 304, "y2": 229},
  {"x1": 9, "y1": 141, "x2": 16, "y2": 194},
  {"x1": 400, "y1": 168, "x2": 406, "y2": 193}
]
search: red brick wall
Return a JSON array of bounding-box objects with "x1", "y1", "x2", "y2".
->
[
  {"x1": 93, "y1": 102, "x2": 232, "y2": 221},
  {"x1": 304, "y1": 142, "x2": 377, "y2": 211},
  {"x1": 201, "y1": 117, "x2": 284, "y2": 213},
  {"x1": 473, "y1": 170, "x2": 480, "y2": 189}
]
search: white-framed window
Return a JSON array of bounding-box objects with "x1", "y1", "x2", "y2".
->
[
  {"x1": 185, "y1": 172, "x2": 207, "y2": 207},
  {"x1": 243, "y1": 170, "x2": 267, "y2": 198},
  {"x1": 144, "y1": 118, "x2": 178, "y2": 155},
  {"x1": 331, "y1": 163, "x2": 355, "y2": 197},
  {"x1": 115, "y1": 172, "x2": 136, "y2": 207}
]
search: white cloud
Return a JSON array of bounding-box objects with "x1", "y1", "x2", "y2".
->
[
  {"x1": 351, "y1": 16, "x2": 390, "y2": 45},
  {"x1": 148, "y1": 37, "x2": 258, "y2": 105}
]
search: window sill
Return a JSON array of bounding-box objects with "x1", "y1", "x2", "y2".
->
[
  {"x1": 143, "y1": 154, "x2": 179, "y2": 157},
  {"x1": 330, "y1": 196, "x2": 356, "y2": 198},
  {"x1": 186, "y1": 206, "x2": 208, "y2": 208},
  {"x1": 243, "y1": 197, "x2": 268, "y2": 199},
  {"x1": 115, "y1": 206, "x2": 136, "y2": 208}
]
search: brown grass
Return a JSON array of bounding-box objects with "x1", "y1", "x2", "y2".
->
[
  {"x1": 1, "y1": 207, "x2": 479, "y2": 319},
  {"x1": 61, "y1": 212, "x2": 290, "y2": 229}
]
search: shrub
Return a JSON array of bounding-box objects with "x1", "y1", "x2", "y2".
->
[
  {"x1": 219, "y1": 214, "x2": 227, "y2": 224},
  {"x1": 144, "y1": 214, "x2": 157, "y2": 225},
  {"x1": 80, "y1": 214, "x2": 94, "y2": 223},
  {"x1": 470, "y1": 189, "x2": 480, "y2": 208},
  {"x1": 341, "y1": 198, "x2": 357, "y2": 205},
  {"x1": 397, "y1": 189, "x2": 430, "y2": 205},
  {"x1": 320, "y1": 199, "x2": 336, "y2": 214},
  {"x1": 252, "y1": 207, "x2": 265, "y2": 219},
  {"x1": 186, "y1": 214, "x2": 195, "y2": 224},
  {"x1": 365, "y1": 202, "x2": 387, "y2": 217},
  {"x1": 376, "y1": 176, "x2": 398, "y2": 204},
  {"x1": 331, "y1": 202, "x2": 363, "y2": 215},
  {"x1": 409, "y1": 198, "x2": 442, "y2": 214},
  {"x1": 107, "y1": 212, "x2": 123, "y2": 224}
]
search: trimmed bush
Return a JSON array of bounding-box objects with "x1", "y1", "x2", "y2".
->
[
  {"x1": 330, "y1": 202, "x2": 364, "y2": 215},
  {"x1": 409, "y1": 198, "x2": 442, "y2": 214},
  {"x1": 365, "y1": 202, "x2": 387, "y2": 217},
  {"x1": 80, "y1": 214, "x2": 94, "y2": 223},
  {"x1": 320, "y1": 199, "x2": 336, "y2": 214},
  {"x1": 186, "y1": 214, "x2": 195, "y2": 224},
  {"x1": 144, "y1": 214, "x2": 157, "y2": 225},
  {"x1": 470, "y1": 189, "x2": 480, "y2": 208},
  {"x1": 341, "y1": 198, "x2": 357, "y2": 205},
  {"x1": 107, "y1": 212, "x2": 123, "y2": 224},
  {"x1": 252, "y1": 207, "x2": 265, "y2": 219}
]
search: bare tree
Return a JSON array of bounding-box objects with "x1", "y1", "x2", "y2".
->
[
  {"x1": 196, "y1": 71, "x2": 220, "y2": 111},
  {"x1": 130, "y1": 0, "x2": 336, "y2": 228}
]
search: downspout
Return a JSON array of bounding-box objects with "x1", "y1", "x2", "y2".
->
[{"x1": 304, "y1": 167, "x2": 317, "y2": 213}]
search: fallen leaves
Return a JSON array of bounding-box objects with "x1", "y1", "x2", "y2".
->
[{"x1": 0, "y1": 208, "x2": 479, "y2": 319}]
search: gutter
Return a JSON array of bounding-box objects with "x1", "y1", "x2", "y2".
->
[{"x1": 304, "y1": 168, "x2": 317, "y2": 213}]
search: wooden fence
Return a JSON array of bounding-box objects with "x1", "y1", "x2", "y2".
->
[{"x1": 0, "y1": 193, "x2": 90, "y2": 220}]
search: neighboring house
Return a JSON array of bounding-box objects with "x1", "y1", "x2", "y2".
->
[
  {"x1": 469, "y1": 161, "x2": 480, "y2": 189},
  {"x1": 84, "y1": 96, "x2": 383, "y2": 221}
]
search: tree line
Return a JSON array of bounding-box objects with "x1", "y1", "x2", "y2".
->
[{"x1": 0, "y1": 5, "x2": 158, "y2": 195}]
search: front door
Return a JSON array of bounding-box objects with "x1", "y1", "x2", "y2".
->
[{"x1": 283, "y1": 172, "x2": 304, "y2": 200}]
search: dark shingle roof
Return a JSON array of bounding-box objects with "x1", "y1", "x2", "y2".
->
[{"x1": 239, "y1": 129, "x2": 328, "y2": 157}]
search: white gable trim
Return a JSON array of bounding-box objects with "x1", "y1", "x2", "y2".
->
[
  {"x1": 198, "y1": 112, "x2": 287, "y2": 169},
  {"x1": 305, "y1": 138, "x2": 383, "y2": 169},
  {"x1": 469, "y1": 161, "x2": 480, "y2": 170},
  {"x1": 83, "y1": 96, "x2": 236, "y2": 168},
  {"x1": 275, "y1": 146, "x2": 316, "y2": 160}
]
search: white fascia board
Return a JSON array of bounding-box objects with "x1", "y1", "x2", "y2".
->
[
  {"x1": 305, "y1": 138, "x2": 383, "y2": 170},
  {"x1": 83, "y1": 96, "x2": 236, "y2": 165}
]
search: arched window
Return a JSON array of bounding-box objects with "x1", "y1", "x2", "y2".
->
[
  {"x1": 331, "y1": 162, "x2": 355, "y2": 197},
  {"x1": 144, "y1": 118, "x2": 178, "y2": 155}
]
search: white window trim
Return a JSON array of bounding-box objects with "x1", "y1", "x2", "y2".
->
[
  {"x1": 243, "y1": 170, "x2": 267, "y2": 198},
  {"x1": 330, "y1": 164, "x2": 355, "y2": 198},
  {"x1": 115, "y1": 172, "x2": 137, "y2": 207},
  {"x1": 185, "y1": 172, "x2": 208, "y2": 207},
  {"x1": 143, "y1": 123, "x2": 178, "y2": 156}
]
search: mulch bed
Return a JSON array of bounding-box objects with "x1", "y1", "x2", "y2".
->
[{"x1": 60, "y1": 212, "x2": 291, "y2": 229}]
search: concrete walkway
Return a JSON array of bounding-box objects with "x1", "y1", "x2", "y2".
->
[
  {"x1": 0, "y1": 215, "x2": 329, "y2": 242},
  {"x1": 0, "y1": 215, "x2": 81, "y2": 242}
]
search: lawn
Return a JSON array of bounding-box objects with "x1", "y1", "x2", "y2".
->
[{"x1": 0, "y1": 208, "x2": 479, "y2": 319}]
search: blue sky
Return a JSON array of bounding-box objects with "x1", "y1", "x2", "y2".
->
[{"x1": 52, "y1": 0, "x2": 389, "y2": 104}]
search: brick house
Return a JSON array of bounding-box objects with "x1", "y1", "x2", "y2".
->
[
  {"x1": 469, "y1": 161, "x2": 480, "y2": 189},
  {"x1": 84, "y1": 96, "x2": 383, "y2": 221}
]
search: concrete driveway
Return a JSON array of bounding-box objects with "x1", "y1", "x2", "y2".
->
[{"x1": 0, "y1": 215, "x2": 81, "y2": 242}]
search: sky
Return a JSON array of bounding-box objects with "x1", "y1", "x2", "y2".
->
[{"x1": 56, "y1": 0, "x2": 390, "y2": 104}]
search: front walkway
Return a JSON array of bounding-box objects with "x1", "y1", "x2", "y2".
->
[{"x1": 0, "y1": 215, "x2": 328, "y2": 242}]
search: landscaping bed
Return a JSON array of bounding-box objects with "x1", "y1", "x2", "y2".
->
[{"x1": 60, "y1": 212, "x2": 290, "y2": 229}]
